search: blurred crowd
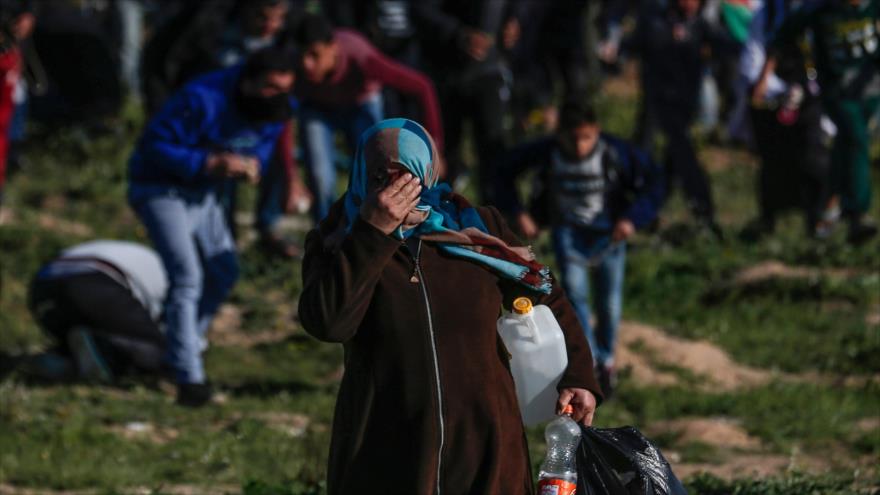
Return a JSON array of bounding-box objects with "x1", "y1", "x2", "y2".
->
[{"x1": 2, "y1": 0, "x2": 878, "y2": 403}]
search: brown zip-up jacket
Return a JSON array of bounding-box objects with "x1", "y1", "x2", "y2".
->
[{"x1": 299, "y1": 199, "x2": 603, "y2": 495}]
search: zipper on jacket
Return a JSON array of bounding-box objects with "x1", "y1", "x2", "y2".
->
[{"x1": 409, "y1": 240, "x2": 445, "y2": 495}]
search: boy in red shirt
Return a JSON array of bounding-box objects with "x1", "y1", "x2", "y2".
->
[{"x1": 285, "y1": 14, "x2": 443, "y2": 221}]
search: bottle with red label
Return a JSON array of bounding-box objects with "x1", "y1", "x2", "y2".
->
[{"x1": 537, "y1": 404, "x2": 581, "y2": 495}]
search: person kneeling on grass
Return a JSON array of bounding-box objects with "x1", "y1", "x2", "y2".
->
[
  {"x1": 27, "y1": 240, "x2": 168, "y2": 383},
  {"x1": 128, "y1": 46, "x2": 295, "y2": 407},
  {"x1": 495, "y1": 99, "x2": 665, "y2": 398},
  {"x1": 299, "y1": 118, "x2": 602, "y2": 494}
]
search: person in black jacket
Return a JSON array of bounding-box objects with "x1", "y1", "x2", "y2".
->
[
  {"x1": 413, "y1": 0, "x2": 520, "y2": 204},
  {"x1": 623, "y1": 0, "x2": 739, "y2": 237},
  {"x1": 495, "y1": 99, "x2": 665, "y2": 397}
]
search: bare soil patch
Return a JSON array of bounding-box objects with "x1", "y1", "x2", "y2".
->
[
  {"x1": 616, "y1": 321, "x2": 771, "y2": 391},
  {"x1": 106, "y1": 421, "x2": 180, "y2": 445},
  {"x1": 0, "y1": 206, "x2": 13, "y2": 225},
  {"x1": 215, "y1": 410, "x2": 311, "y2": 438},
  {"x1": 617, "y1": 321, "x2": 879, "y2": 390},
  {"x1": 209, "y1": 303, "x2": 297, "y2": 348},
  {"x1": 35, "y1": 213, "x2": 94, "y2": 237},
  {"x1": 732, "y1": 260, "x2": 858, "y2": 287},
  {"x1": 700, "y1": 145, "x2": 758, "y2": 173},
  {"x1": 603, "y1": 62, "x2": 640, "y2": 99},
  {"x1": 210, "y1": 303, "x2": 243, "y2": 336},
  {"x1": 672, "y1": 453, "x2": 829, "y2": 481},
  {"x1": 253, "y1": 411, "x2": 310, "y2": 437},
  {"x1": 866, "y1": 307, "x2": 880, "y2": 326},
  {"x1": 856, "y1": 417, "x2": 880, "y2": 433},
  {"x1": 649, "y1": 417, "x2": 762, "y2": 450},
  {"x1": 0, "y1": 207, "x2": 90, "y2": 235}
]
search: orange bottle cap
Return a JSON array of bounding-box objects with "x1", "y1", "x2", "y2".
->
[
  {"x1": 512, "y1": 297, "x2": 533, "y2": 315},
  {"x1": 562, "y1": 405, "x2": 574, "y2": 415}
]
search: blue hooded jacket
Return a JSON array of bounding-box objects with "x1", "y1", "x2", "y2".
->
[{"x1": 128, "y1": 66, "x2": 288, "y2": 191}]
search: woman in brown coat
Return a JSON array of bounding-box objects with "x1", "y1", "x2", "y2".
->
[{"x1": 299, "y1": 118, "x2": 602, "y2": 494}]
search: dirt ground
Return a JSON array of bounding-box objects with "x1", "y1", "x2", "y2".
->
[
  {"x1": 617, "y1": 319, "x2": 879, "y2": 480},
  {"x1": 616, "y1": 321, "x2": 771, "y2": 391}
]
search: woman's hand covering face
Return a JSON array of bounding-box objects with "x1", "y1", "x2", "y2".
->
[{"x1": 360, "y1": 172, "x2": 423, "y2": 235}]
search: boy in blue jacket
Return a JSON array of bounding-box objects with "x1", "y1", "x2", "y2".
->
[
  {"x1": 128, "y1": 47, "x2": 295, "y2": 406},
  {"x1": 496, "y1": 99, "x2": 665, "y2": 397}
]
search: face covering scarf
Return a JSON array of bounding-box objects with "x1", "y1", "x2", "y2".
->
[
  {"x1": 235, "y1": 89, "x2": 293, "y2": 123},
  {"x1": 339, "y1": 118, "x2": 552, "y2": 293}
]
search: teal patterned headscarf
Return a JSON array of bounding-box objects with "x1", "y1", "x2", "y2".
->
[{"x1": 341, "y1": 118, "x2": 551, "y2": 293}]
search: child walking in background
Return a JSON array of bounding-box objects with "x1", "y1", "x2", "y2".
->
[{"x1": 495, "y1": 99, "x2": 665, "y2": 397}]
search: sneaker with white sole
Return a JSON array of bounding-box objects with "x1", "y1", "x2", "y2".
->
[{"x1": 67, "y1": 327, "x2": 113, "y2": 383}]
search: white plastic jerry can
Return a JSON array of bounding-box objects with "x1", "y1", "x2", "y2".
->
[{"x1": 497, "y1": 297, "x2": 569, "y2": 426}]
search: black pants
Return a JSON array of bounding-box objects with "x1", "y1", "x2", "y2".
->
[
  {"x1": 28, "y1": 272, "x2": 165, "y2": 374},
  {"x1": 637, "y1": 99, "x2": 715, "y2": 221},
  {"x1": 750, "y1": 98, "x2": 830, "y2": 229},
  {"x1": 440, "y1": 70, "x2": 510, "y2": 204}
]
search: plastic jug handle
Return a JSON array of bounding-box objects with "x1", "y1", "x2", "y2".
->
[{"x1": 528, "y1": 317, "x2": 541, "y2": 345}]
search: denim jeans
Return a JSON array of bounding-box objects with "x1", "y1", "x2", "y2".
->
[
  {"x1": 129, "y1": 184, "x2": 239, "y2": 384},
  {"x1": 552, "y1": 225, "x2": 626, "y2": 368},
  {"x1": 300, "y1": 94, "x2": 383, "y2": 222},
  {"x1": 255, "y1": 156, "x2": 286, "y2": 233}
]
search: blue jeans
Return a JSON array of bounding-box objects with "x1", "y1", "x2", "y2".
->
[
  {"x1": 300, "y1": 94, "x2": 383, "y2": 222},
  {"x1": 552, "y1": 226, "x2": 626, "y2": 368},
  {"x1": 255, "y1": 156, "x2": 286, "y2": 233},
  {"x1": 129, "y1": 184, "x2": 239, "y2": 384}
]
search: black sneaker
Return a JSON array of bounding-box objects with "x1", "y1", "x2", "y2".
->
[{"x1": 176, "y1": 382, "x2": 214, "y2": 408}]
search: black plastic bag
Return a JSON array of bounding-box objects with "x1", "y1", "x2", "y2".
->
[{"x1": 575, "y1": 425, "x2": 688, "y2": 495}]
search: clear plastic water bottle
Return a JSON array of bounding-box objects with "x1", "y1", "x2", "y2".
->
[{"x1": 537, "y1": 405, "x2": 581, "y2": 495}]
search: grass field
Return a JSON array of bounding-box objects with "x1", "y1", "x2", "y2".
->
[{"x1": 0, "y1": 74, "x2": 878, "y2": 494}]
